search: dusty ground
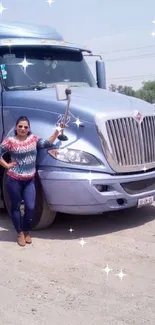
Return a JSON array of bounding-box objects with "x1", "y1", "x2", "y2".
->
[{"x1": 0, "y1": 205, "x2": 155, "y2": 325}]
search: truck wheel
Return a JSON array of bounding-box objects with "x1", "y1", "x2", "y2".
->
[{"x1": 2, "y1": 171, "x2": 56, "y2": 230}]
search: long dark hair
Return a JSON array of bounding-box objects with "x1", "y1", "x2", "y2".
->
[{"x1": 14, "y1": 116, "x2": 31, "y2": 136}]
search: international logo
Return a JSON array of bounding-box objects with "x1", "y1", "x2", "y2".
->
[{"x1": 134, "y1": 111, "x2": 143, "y2": 123}]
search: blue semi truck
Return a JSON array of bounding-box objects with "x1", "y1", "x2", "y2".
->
[{"x1": 0, "y1": 22, "x2": 155, "y2": 230}]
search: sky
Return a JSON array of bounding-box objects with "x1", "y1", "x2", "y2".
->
[{"x1": 0, "y1": 0, "x2": 155, "y2": 90}]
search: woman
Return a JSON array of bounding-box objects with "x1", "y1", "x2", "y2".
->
[{"x1": 0, "y1": 116, "x2": 62, "y2": 247}]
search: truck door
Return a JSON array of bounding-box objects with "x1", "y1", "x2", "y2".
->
[{"x1": 0, "y1": 81, "x2": 4, "y2": 143}]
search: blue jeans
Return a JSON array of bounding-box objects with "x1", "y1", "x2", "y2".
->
[{"x1": 6, "y1": 175, "x2": 36, "y2": 233}]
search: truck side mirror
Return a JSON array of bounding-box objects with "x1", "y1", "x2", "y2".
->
[{"x1": 96, "y1": 60, "x2": 106, "y2": 89}]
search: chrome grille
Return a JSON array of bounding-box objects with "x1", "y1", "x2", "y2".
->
[
  {"x1": 141, "y1": 116, "x2": 155, "y2": 163},
  {"x1": 105, "y1": 116, "x2": 155, "y2": 171}
]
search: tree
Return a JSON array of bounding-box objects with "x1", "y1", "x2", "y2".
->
[
  {"x1": 109, "y1": 84, "x2": 135, "y2": 96},
  {"x1": 109, "y1": 80, "x2": 155, "y2": 103},
  {"x1": 109, "y1": 84, "x2": 117, "y2": 92},
  {"x1": 137, "y1": 80, "x2": 155, "y2": 103}
]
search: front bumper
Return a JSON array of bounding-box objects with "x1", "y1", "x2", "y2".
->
[{"x1": 38, "y1": 168, "x2": 155, "y2": 214}]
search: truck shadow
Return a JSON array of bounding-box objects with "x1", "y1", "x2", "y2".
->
[{"x1": 0, "y1": 205, "x2": 155, "y2": 242}]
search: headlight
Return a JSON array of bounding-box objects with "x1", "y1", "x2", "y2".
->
[{"x1": 48, "y1": 148, "x2": 101, "y2": 165}]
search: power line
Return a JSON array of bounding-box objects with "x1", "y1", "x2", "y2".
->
[
  {"x1": 104, "y1": 52, "x2": 155, "y2": 63},
  {"x1": 99, "y1": 44, "x2": 155, "y2": 55},
  {"x1": 86, "y1": 52, "x2": 155, "y2": 64},
  {"x1": 107, "y1": 73, "x2": 155, "y2": 82},
  {"x1": 108, "y1": 73, "x2": 155, "y2": 80},
  {"x1": 86, "y1": 47, "x2": 155, "y2": 83}
]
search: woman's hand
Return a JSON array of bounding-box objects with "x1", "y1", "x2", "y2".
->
[
  {"x1": 7, "y1": 161, "x2": 17, "y2": 169},
  {"x1": 48, "y1": 123, "x2": 64, "y2": 144},
  {"x1": 55, "y1": 122, "x2": 64, "y2": 136}
]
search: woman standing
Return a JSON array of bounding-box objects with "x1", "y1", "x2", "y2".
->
[{"x1": 0, "y1": 116, "x2": 62, "y2": 247}]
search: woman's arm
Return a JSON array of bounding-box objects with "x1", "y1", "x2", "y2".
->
[
  {"x1": 0, "y1": 158, "x2": 16, "y2": 169},
  {"x1": 37, "y1": 125, "x2": 62, "y2": 149},
  {"x1": 48, "y1": 128, "x2": 60, "y2": 144},
  {"x1": 0, "y1": 138, "x2": 16, "y2": 169},
  {"x1": 0, "y1": 157, "x2": 10, "y2": 169}
]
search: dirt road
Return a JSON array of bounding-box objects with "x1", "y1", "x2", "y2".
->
[{"x1": 0, "y1": 205, "x2": 155, "y2": 325}]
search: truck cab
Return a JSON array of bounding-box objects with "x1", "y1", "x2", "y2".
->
[{"x1": 0, "y1": 22, "x2": 155, "y2": 230}]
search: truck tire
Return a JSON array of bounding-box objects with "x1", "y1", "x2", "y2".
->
[{"x1": 2, "y1": 170, "x2": 56, "y2": 230}]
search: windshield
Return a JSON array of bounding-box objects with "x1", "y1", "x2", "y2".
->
[{"x1": 0, "y1": 46, "x2": 96, "y2": 90}]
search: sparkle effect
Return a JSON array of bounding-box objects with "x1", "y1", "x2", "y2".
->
[
  {"x1": 69, "y1": 228, "x2": 74, "y2": 233},
  {"x1": 46, "y1": 0, "x2": 55, "y2": 6},
  {"x1": 18, "y1": 57, "x2": 34, "y2": 73},
  {"x1": 151, "y1": 30, "x2": 155, "y2": 38},
  {"x1": 116, "y1": 269, "x2": 127, "y2": 282},
  {"x1": 0, "y1": 3, "x2": 6, "y2": 15},
  {"x1": 74, "y1": 117, "x2": 83, "y2": 128},
  {"x1": 151, "y1": 21, "x2": 155, "y2": 37},
  {"x1": 142, "y1": 165, "x2": 147, "y2": 172},
  {"x1": 87, "y1": 171, "x2": 93, "y2": 185},
  {"x1": 102, "y1": 265, "x2": 113, "y2": 278},
  {"x1": 56, "y1": 114, "x2": 83, "y2": 130},
  {"x1": 78, "y1": 238, "x2": 87, "y2": 248}
]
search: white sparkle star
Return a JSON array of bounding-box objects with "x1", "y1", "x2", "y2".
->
[
  {"x1": 87, "y1": 171, "x2": 93, "y2": 185},
  {"x1": 151, "y1": 30, "x2": 155, "y2": 38},
  {"x1": 78, "y1": 238, "x2": 87, "y2": 247},
  {"x1": 116, "y1": 269, "x2": 127, "y2": 282},
  {"x1": 142, "y1": 166, "x2": 147, "y2": 172},
  {"x1": 152, "y1": 20, "x2": 155, "y2": 24},
  {"x1": 74, "y1": 117, "x2": 82, "y2": 128},
  {"x1": 0, "y1": 3, "x2": 6, "y2": 15},
  {"x1": 69, "y1": 228, "x2": 74, "y2": 233},
  {"x1": 18, "y1": 57, "x2": 33, "y2": 73},
  {"x1": 102, "y1": 264, "x2": 113, "y2": 278},
  {"x1": 46, "y1": 0, "x2": 54, "y2": 6}
]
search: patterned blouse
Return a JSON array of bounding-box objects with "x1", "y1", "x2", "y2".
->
[{"x1": 0, "y1": 134, "x2": 51, "y2": 180}]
